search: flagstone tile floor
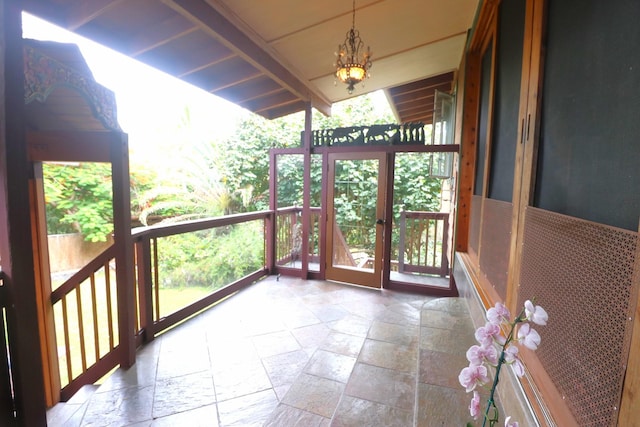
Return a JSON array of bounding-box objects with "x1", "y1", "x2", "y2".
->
[{"x1": 47, "y1": 275, "x2": 478, "y2": 426}]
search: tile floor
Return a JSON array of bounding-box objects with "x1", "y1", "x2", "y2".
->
[{"x1": 47, "y1": 275, "x2": 478, "y2": 426}]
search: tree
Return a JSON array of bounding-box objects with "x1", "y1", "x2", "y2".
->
[{"x1": 43, "y1": 162, "x2": 155, "y2": 242}]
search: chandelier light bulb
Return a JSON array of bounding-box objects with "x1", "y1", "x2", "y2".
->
[{"x1": 334, "y1": 0, "x2": 372, "y2": 94}]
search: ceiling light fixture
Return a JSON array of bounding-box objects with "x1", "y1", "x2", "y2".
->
[{"x1": 335, "y1": 0, "x2": 372, "y2": 94}]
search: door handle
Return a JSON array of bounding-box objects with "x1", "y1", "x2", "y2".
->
[{"x1": 376, "y1": 219, "x2": 385, "y2": 225}]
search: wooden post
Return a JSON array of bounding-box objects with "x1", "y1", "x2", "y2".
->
[
  {"x1": 0, "y1": 1, "x2": 47, "y2": 424},
  {"x1": 30, "y1": 163, "x2": 61, "y2": 406},
  {"x1": 267, "y1": 150, "x2": 277, "y2": 272},
  {"x1": 301, "y1": 103, "x2": 312, "y2": 278},
  {"x1": 135, "y1": 237, "x2": 154, "y2": 343},
  {"x1": 618, "y1": 220, "x2": 640, "y2": 425},
  {"x1": 111, "y1": 133, "x2": 136, "y2": 368}
]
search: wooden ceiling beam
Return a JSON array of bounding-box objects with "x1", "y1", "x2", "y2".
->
[
  {"x1": 214, "y1": 76, "x2": 284, "y2": 104},
  {"x1": 182, "y1": 59, "x2": 261, "y2": 93},
  {"x1": 399, "y1": 105, "x2": 434, "y2": 118},
  {"x1": 388, "y1": 72, "x2": 454, "y2": 96},
  {"x1": 65, "y1": 0, "x2": 126, "y2": 30},
  {"x1": 262, "y1": 100, "x2": 308, "y2": 120},
  {"x1": 401, "y1": 112, "x2": 434, "y2": 125},
  {"x1": 395, "y1": 97, "x2": 435, "y2": 111},
  {"x1": 242, "y1": 90, "x2": 298, "y2": 113},
  {"x1": 164, "y1": 0, "x2": 331, "y2": 116},
  {"x1": 391, "y1": 83, "x2": 451, "y2": 105},
  {"x1": 175, "y1": 53, "x2": 237, "y2": 78},
  {"x1": 126, "y1": 15, "x2": 199, "y2": 57}
]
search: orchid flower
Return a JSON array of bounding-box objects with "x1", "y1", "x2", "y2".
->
[{"x1": 524, "y1": 300, "x2": 548, "y2": 325}]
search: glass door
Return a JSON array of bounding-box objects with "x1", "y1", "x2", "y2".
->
[{"x1": 325, "y1": 152, "x2": 386, "y2": 288}]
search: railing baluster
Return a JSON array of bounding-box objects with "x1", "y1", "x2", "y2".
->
[
  {"x1": 89, "y1": 274, "x2": 99, "y2": 360},
  {"x1": 431, "y1": 219, "x2": 438, "y2": 268},
  {"x1": 152, "y1": 237, "x2": 160, "y2": 322},
  {"x1": 104, "y1": 263, "x2": 114, "y2": 351},
  {"x1": 61, "y1": 296, "x2": 72, "y2": 386},
  {"x1": 76, "y1": 279, "x2": 87, "y2": 372}
]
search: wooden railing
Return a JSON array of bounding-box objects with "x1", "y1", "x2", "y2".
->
[
  {"x1": 398, "y1": 211, "x2": 449, "y2": 277},
  {"x1": 275, "y1": 207, "x2": 321, "y2": 268},
  {"x1": 49, "y1": 208, "x2": 449, "y2": 402},
  {"x1": 51, "y1": 245, "x2": 120, "y2": 401},
  {"x1": 132, "y1": 211, "x2": 274, "y2": 340}
]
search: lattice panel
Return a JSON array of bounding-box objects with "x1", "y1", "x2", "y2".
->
[
  {"x1": 469, "y1": 195, "x2": 482, "y2": 257},
  {"x1": 480, "y1": 199, "x2": 513, "y2": 300},
  {"x1": 518, "y1": 207, "x2": 638, "y2": 426}
]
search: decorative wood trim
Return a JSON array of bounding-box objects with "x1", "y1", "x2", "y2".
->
[
  {"x1": 0, "y1": 1, "x2": 47, "y2": 423},
  {"x1": 27, "y1": 130, "x2": 113, "y2": 162},
  {"x1": 111, "y1": 133, "x2": 136, "y2": 368},
  {"x1": 29, "y1": 164, "x2": 61, "y2": 406},
  {"x1": 506, "y1": 0, "x2": 546, "y2": 313},
  {"x1": 455, "y1": 51, "x2": 480, "y2": 252},
  {"x1": 301, "y1": 103, "x2": 312, "y2": 279},
  {"x1": 619, "y1": 221, "x2": 640, "y2": 425}
]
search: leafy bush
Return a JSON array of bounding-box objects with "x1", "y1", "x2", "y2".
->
[{"x1": 156, "y1": 221, "x2": 264, "y2": 290}]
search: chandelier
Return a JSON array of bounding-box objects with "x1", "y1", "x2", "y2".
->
[{"x1": 335, "y1": 0, "x2": 372, "y2": 94}]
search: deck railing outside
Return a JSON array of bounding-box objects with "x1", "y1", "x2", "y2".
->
[
  {"x1": 275, "y1": 207, "x2": 321, "y2": 269},
  {"x1": 398, "y1": 211, "x2": 449, "y2": 277},
  {"x1": 50, "y1": 245, "x2": 120, "y2": 401},
  {"x1": 47, "y1": 207, "x2": 448, "y2": 402},
  {"x1": 132, "y1": 211, "x2": 274, "y2": 339}
]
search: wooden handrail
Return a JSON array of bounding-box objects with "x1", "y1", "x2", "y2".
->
[
  {"x1": 132, "y1": 210, "x2": 273, "y2": 240},
  {"x1": 51, "y1": 245, "x2": 115, "y2": 303}
]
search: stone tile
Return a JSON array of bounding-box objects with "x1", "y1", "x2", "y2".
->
[
  {"x1": 345, "y1": 363, "x2": 415, "y2": 411},
  {"x1": 213, "y1": 359, "x2": 272, "y2": 402},
  {"x1": 82, "y1": 385, "x2": 154, "y2": 426},
  {"x1": 217, "y1": 389, "x2": 279, "y2": 427},
  {"x1": 421, "y1": 308, "x2": 474, "y2": 331},
  {"x1": 327, "y1": 315, "x2": 371, "y2": 337},
  {"x1": 304, "y1": 350, "x2": 357, "y2": 383},
  {"x1": 264, "y1": 403, "x2": 328, "y2": 427},
  {"x1": 252, "y1": 330, "x2": 302, "y2": 358},
  {"x1": 367, "y1": 320, "x2": 419, "y2": 347},
  {"x1": 48, "y1": 278, "x2": 481, "y2": 426},
  {"x1": 262, "y1": 349, "x2": 310, "y2": 387},
  {"x1": 209, "y1": 337, "x2": 260, "y2": 367},
  {"x1": 238, "y1": 312, "x2": 287, "y2": 337},
  {"x1": 150, "y1": 403, "x2": 218, "y2": 426},
  {"x1": 274, "y1": 384, "x2": 292, "y2": 401},
  {"x1": 339, "y1": 299, "x2": 388, "y2": 319},
  {"x1": 282, "y1": 373, "x2": 345, "y2": 418},
  {"x1": 375, "y1": 303, "x2": 421, "y2": 326},
  {"x1": 153, "y1": 371, "x2": 216, "y2": 419},
  {"x1": 291, "y1": 323, "x2": 331, "y2": 349},
  {"x1": 419, "y1": 348, "x2": 468, "y2": 388},
  {"x1": 319, "y1": 331, "x2": 366, "y2": 358},
  {"x1": 416, "y1": 383, "x2": 474, "y2": 427},
  {"x1": 420, "y1": 325, "x2": 475, "y2": 355},
  {"x1": 279, "y1": 307, "x2": 322, "y2": 329},
  {"x1": 424, "y1": 297, "x2": 469, "y2": 315},
  {"x1": 331, "y1": 395, "x2": 414, "y2": 427},
  {"x1": 46, "y1": 401, "x2": 86, "y2": 427},
  {"x1": 156, "y1": 335, "x2": 210, "y2": 380},
  {"x1": 306, "y1": 303, "x2": 351, "y2": 323},
  {"x1": 358, "y1": 339, "x2": 417, "y2": 374}
]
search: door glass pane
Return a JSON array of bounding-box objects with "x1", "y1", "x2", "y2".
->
[
  {"x1": 332, "y1": 158, "x2": 378, "y2": 271},
  {"x1": 391, "y1": 153, "x2": 451, "y2": 286}
]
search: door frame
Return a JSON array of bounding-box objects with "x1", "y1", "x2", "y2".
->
[{"x1": 325, "y1": 151, "x2": 388, "y2": 288}]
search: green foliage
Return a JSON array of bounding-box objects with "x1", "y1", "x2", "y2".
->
[
  {"x1": 156, "y1": 222, "x2": 264, "y2": 289},
  {"x1": 138, "y1": 142, "x2": 232, "y2": 225},
  {"x1": 218, "y1": 93, "x2": 395, "y2": 212},
  {"x1": 44, "y1": 163, "x2": 114, "y2": 242},
  {"x1": 44, "y1": 162, "x2": 156, "y2": 242}
]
